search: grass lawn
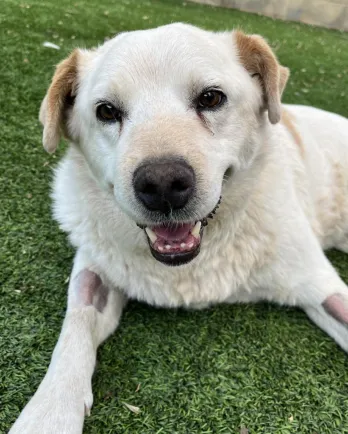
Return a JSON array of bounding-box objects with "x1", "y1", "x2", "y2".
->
[{"x1": 1, "y1": 0, "x2": 348, "y2": 432}]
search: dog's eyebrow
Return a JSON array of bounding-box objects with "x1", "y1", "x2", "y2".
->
[
  {"x1": 94, "y1": 98, "x2": 124, "y2": 108},
  {"x1": 189, "y1": 81, "x2": 223, "y2": 98},
  {"x1": 94, "y1": 98, "x2": 128, "y2": 116}
]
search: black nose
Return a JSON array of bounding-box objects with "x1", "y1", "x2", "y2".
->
[{"x1": 133, "y1": 158, "x2": 195, "y2": 214}]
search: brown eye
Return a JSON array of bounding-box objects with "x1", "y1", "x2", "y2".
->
[
  {"x1": 197, "y1": 90, "x2": 225, "y2": 110},
  {"x1": 96, "y1": 103, "x2": 122, "y2": 122}
]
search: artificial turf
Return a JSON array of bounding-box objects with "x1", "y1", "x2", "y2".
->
[{"x1": 1, "y1": 0, "x2": 348, "y2": 432}]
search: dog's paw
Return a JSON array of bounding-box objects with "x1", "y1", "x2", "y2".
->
[
  {"x1": 9, "y1": 374, "x2": 92, "y2": 434},
  {"x1": 322, "y1": 293, "x2": 348, "y2": 325},
  {"x1": 305, "y1": 292, "x2": 348, "y2": 353}
]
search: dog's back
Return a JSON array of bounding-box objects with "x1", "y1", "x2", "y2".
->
[{"x1": 282, "y1": 104, "x2": 348, "y2": 250}]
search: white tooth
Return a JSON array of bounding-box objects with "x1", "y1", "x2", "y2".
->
[
  {"x1": 188, "y1": 243, "x2": 194, "y2": 248},
  {"x1": 191, "y1": 221, "x2": 201, "y2": 238},
  {"x1": 165, "y1": 245, "x2": 171, "y2": 250},
  {"x1": 180, "y1": 243, "x2": 186, "y2": 248},
  {"x1": 158, "y1": 246, "x2": 164, "y2": 251},
  {"x1": 145, "y1": 228, "x2": 157, "y2": 244}
]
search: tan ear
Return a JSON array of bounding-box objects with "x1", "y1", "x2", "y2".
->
[
  {"x1": 234, "y1": 31, "x2": 290, "y2": 124},
  {"x1": 40, "y1": 49, "x2": 80, "y2": 153}
]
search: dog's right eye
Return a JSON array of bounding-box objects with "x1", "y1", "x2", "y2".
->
[
  {"x1": 196, "y1": 89, "x2": 226, "y2": 111},
  {"x1": 96, "y1": 103, "x2": 122, "y2": 123}
]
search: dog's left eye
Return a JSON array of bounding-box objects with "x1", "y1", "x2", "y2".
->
[
  {"x1": 197, "y1": 90, "x2": 225, "y2": 110},
  {"x1": 96, "y1": 103, "x2": 122, "y2": 122}
]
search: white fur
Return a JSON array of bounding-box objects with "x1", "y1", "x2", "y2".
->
[{"x1": 10, "y1": 23, "x2": 348, "y2": 433}]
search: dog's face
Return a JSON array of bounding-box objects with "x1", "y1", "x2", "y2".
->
[{"x1": 40, "y1": 23, "x2": 288, "y2": 266}]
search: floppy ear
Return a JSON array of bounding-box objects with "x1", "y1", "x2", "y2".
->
[
  {"x1": 39, "y1": 49, "x2": 81, "y2": 153},
  {"x1": 234, "y1": 30, "x2": 290, "y2": 124}
]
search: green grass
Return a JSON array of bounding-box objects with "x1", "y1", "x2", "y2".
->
[{"x1": 1, "y1": 0, "x2": 348, "y2": 432}]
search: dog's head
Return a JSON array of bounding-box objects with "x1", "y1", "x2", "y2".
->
[{"x1": 40, "y1": 23, "x2": 289, "y2": 266}]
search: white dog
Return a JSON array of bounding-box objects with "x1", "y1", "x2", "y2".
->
[{"x1": 10, "y1": 23, "x2": 348, "y2": 433}]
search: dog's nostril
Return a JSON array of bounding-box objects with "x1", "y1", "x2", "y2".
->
[
  {"x1": 171, "y1": 180, "x2": 188, "y2": 192},
  {"x1": 142, "y1": 183, "x2": 157, "y2": 195}
]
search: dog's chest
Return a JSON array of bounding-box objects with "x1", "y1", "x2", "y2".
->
[{"x1": 100, "y1": 215, "x2": 277, "y2": 309}]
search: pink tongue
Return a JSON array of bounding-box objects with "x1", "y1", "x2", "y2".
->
[{"x1": 152, "y1": 223, "x2": 194, "y2": 241}]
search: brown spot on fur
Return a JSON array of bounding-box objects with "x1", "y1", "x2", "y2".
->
[
  {"x1": 40, "y1": 49, "x2": 80, "y2": 153},
  {"x1": 196, "y1": 111, "x2": 213, "y2": 134},
  {"x1": 74, "y1": 269, "x2": 109, "y2": 313},
  {"x1": 281, "y1": 109, "x2": 305, "y2": 158},
  {"x1": 234, "y1": 31, "x2": 289, "y2": 124}
]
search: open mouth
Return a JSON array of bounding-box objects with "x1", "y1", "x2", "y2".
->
[{"x1": 139, "y1": 197, "x2": 221, "y2": 266}]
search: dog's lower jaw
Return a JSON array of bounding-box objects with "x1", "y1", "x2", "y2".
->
[
  {"x1": 150, "y1": 241, "x2": 202, "y2": 266},
  {"x1": 147, "y1": 222, "x2": 204, "y2": 266},
  {"x1": 140, "y1": 196, "x2": 221, "y2": 266}
]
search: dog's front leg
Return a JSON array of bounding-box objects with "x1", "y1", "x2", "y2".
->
[
  {"x1": 10, "y1": 250, "x2": 125, "y2": 434},
  {"x1": 269, "y1": 231, "x2": 348, "y2": 353},
  {"x1": 302, "y1": 268, "x2": 348, "y2": 353}
]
